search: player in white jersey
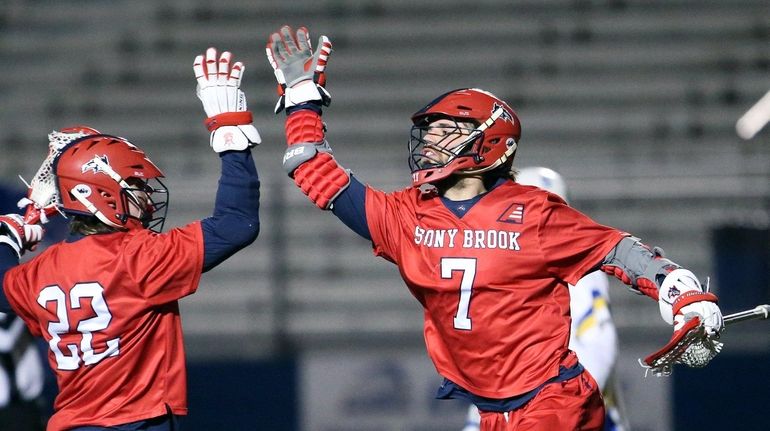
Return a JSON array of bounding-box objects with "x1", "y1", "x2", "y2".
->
[{"x1": 462, "y1": 167, "x2": 629, "y2": 431}]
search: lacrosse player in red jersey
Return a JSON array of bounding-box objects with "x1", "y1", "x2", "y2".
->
[
  {"x1": 0, "y1": 47, "x2": 261, "y2": 431},
  {"x1": 462, "y1": 167, "x2": 629, "y2": 431},
  {"x1": 267, "y1": 25, "x2": 724, "y2": 430}
]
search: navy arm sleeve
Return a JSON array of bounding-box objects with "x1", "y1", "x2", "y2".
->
[
  {"x1": 201, "y1": 150, "x2": 261, "y2": 272},
  {"x1": 331, "y1": 175, "x2": 371, "y2": 240},
  {"x1": 0, "y1": 244, "x2": 18, "y2": 313}
]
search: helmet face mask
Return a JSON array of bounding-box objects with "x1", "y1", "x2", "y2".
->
[
  {"x1": 119, "y1": 177, "x2": 169, "y2": 232},
  {"x1": 409, "y1": 117, "x2": 482, "y2": 171},
  {"x1": 408, "y1": 88, "x2": 521, "y2": 187},
  {"x1": 54, "y1": 134, "x2": 169, "y2": 232}
]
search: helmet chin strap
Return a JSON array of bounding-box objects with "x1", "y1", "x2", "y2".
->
[
  {"x1": 478, "y1": 104, "x2": 506, "y2": 133},
  {"x1": 69, "y1": 186, "x2": 124, "y2": 229},
  {"x1": 460, "y1": 141, "x2": 517, "y2": 175},
  {"x1": 454, "y1": 104, "x2": 517, "y2": 175},
  {"x1": 88, "y1": 157, "x2": 145, "y2": 209}
]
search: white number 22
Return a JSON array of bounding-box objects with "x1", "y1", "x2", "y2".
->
[
  {"x1": 37, "y1": 282, "x2": 119, "y2": 370},
  {"x1": 441, "y1": 257, "x2": 477, "y2": 330}
]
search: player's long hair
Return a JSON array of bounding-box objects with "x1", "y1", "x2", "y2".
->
[{"x1": 70, "y1": 214, "x2": 120, "y2": 235}]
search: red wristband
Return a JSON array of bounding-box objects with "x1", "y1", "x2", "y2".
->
[
  {"x1": 205, "y1": 111, "x2": 253, "y2": 131},
  {"x1": 672, "y1": 291, "x2": 718, "y2": 316}
]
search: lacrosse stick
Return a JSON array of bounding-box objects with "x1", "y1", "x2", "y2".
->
[
  {"x1": 18, "y1": 126, "x2": 100, "y2": 225},
  {"x1": 736, "y1": 88, "x2": 770, "y2": 140},
  {"x1": 640, "y1": 304, "x2": 770, "y2": 376}
]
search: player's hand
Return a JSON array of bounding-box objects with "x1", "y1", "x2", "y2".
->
[
  {"x1": 194, "y1": 47, "x2": 261, "y2": 152},
  {"x1": 266, "y1": 25, "x2": 332, "y2": 114},
  {"x1": 659, "y1": 268, "x2": 724, "y2": 336},
  {"x1": 0, "y1": 213, "x2": 44, "y2": 258}
]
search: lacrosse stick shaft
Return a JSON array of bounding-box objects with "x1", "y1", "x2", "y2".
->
[
  {"x1": 724, "y1": 304, "x2": 770, "y2": 325},
  {"x1": 23, "y1": 205, "x2": 60, "y2": 225},
  {"x1": 736, "y1": 89, "x2": 770, "y2": 140}
]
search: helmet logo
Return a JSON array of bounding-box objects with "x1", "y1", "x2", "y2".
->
[
  {"x1": 74, "y1": 184, "x2": 92, "y2": 198},
  {"x1": 506, "y1": 138, "x2": 515, "y2": 148},
  {"x1": 493, "y1": 103, "x2": 514, "y2": 123},
  {"x1": 81, "y1": 155, "x2": 110, "y2": 174}
]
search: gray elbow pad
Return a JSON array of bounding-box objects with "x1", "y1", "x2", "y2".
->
[{"x1": 601, "y1": 236, "x2": 680, "y2": 295}]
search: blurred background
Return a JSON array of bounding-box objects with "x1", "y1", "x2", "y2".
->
[{"x1": 0, "y1": 0, "x2": 769, "y2": 430}]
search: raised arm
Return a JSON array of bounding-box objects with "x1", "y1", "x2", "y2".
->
[
  {"x1": 192, "y1": 48, "x2": 262, "y2": 272},
  {"x1": 266, "y1": 25, "x2": 371, "y2": 239}
]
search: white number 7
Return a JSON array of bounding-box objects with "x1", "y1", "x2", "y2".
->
[{"x1": 441, "y1": 257, "x2": 477, "y2": 330}]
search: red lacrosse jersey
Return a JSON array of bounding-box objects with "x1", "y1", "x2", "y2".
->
[
  {"x1": 365, "y1": 180, "x2": 627, "y2": 399},
  {"x1": 2, "y1": 222, "x2": 204, "y2": 431}
]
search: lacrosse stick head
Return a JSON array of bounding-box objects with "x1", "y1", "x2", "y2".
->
[
  {"x1": 641, "y1": 316, "x2": 724, "y2": 376},
  {"x1": 53, "y1": 134, "x2": 168, "y2": 232},
  {"x1": 19, "y1": 126, "x2": 102, "y2": 224}
]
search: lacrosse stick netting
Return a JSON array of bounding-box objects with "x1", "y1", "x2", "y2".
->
[
  {"x1": 641, "y1": 304, "x2": 770, "y2": 376},
  {"x1": 18, "y1": 127, "x2": 99, "y2": 224}
]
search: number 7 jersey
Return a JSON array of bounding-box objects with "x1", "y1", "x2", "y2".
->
[
  {"x1": 364, "y1": 180, "x2": 627, "y2": 399},
  {"x1": 2, "y1": 223, "x2": 204, "y2": 431}
]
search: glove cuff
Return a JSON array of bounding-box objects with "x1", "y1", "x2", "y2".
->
[
  {"x1": 659, "y1": 268, "x2": 703, "y2": 325},
  {"x1": 673, "y1": 291, "x2": 719, "y2": 317},
  {"x1": 205, "y1": 111, "x2": 254, "y2": 131},
  {"x1": 210, "y1": 125, "x2": 261, "y2": 153},
  {"x1": 285, "y1": 80, "x2": 324, "y2": 108}
]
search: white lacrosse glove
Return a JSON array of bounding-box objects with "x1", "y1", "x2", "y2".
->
[
  {"x1": 194, "y1": 48, "x2": 261, "y2": 152},
  {"x1": 0, "y1": 214, "x2": 44, "y2": 258},
  {"x1": 659, "y1": 268, "x2": 724, "y2": 336},
  {"x1": 266, "y1": 25, "x2": 332, "y2": 114}
]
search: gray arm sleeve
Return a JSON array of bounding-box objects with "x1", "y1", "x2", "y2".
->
[{"x1": 601, "y1": 236, "x2": 680, "y2": 295}]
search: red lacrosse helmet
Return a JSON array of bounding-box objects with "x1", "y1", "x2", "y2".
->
[
  {"x1": 409, "y1": 88, "x2": 521, "y2": 186},
  {"x1": 53, "y1": 132, "x2": 168, "y2": 232}
]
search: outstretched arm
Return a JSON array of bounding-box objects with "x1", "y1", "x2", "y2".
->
[
  {"x1": 267, "y1": 25, "x2": 371, "y2": 239},
  {"x1": 192, "y1": 48, "x2": 261, "y2": 272},
  {"x1": 600, "y1": 236, "x2": 723, "y2": 335},
  {"x1": 201, "y1": 151, "x2": 260, "y2": 272},
  {"x1": 330, "y1": 176, "x2": 370, "y2": 240}
]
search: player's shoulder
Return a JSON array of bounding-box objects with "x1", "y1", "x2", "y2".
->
[
  {"x1": 122, "y1": 222, "x2": 203, "y2": 253},
  {"x1": 10, "y1": 239, "x2": 66, "y2": 273},
  {"x1": 369, "y1": 185, "x2": 425, "y2": 205},
  {"x1": 498, "y1": 180, "x2": 566, "y2": 205}
]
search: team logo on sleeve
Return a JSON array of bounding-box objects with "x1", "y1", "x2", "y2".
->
[{"x1": 497, "y1": 202, "x2": 525, "y2": 224}]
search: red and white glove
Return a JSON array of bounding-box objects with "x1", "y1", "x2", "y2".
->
[
  {"x1": 194, "y1": 48, "x2": 261, "y2": 152},
  {"x1": 659, "y1": 268, "x2": 724, "y2": 336},
  {"x1": 0, "y1": 214, "x2": 44, "y2": 258},
  {"x1": 266, "y1": 25, "x2": 332, "y2": 114}
]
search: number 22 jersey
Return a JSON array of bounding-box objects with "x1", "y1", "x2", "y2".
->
[
  {"x1": 2, "y1": 223, "x2": 203, "y2": 431},
  {"x1": 364, "y1": 180, "x2": 627, "y2": 399}
]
